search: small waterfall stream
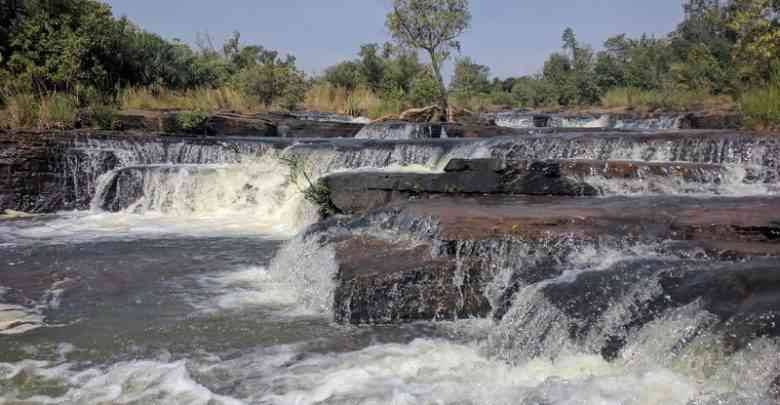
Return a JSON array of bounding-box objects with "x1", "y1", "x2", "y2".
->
[
  {"x1": 2, "y1": 130, "x2": 780, "y2": 404},
  {"x1": 489, "y1": 111, "x2": 687, "y2": 130}
]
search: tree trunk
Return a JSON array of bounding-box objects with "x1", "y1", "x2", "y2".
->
[{"x1": 427, "y1": 49, "x2": 448, "y2": 121}]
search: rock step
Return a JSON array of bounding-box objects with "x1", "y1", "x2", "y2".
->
[
  {"x1": 329, "y1": 194, "x2": 780, "y2": 325},
  {"x1": 444, "y1": 158, "x2": 735, "y2": 180},
  {"x1": 402, "y1": 195, "x2": 780, "y2": 242},
  {"x1": 322, "y1": 159, "x2": 747, "y2": 215},
  {"x1": 333, "y1": 237, "x2": 490, "y2": 324},
  {"x1": 112, "y1": 110, "x2": 364, "y2": 138}
]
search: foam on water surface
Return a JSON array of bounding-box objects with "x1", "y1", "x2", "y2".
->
[{"x1": 3, "y1": 133, "x2": 780, "y2": 404}]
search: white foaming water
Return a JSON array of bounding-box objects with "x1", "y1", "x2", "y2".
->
[
  {"x1": 1, "y1": 157, "x2": 316, "y2": 245},
  {"x1": 192, "y1": 237, "x2": 337, "y2": 318},
  {"x1": 495, "y1": 115, "x2": 535, "y2": 129},
  {"x1": 1, "y1": 333, "x2": 772, "y2": 405},
  {"x1": 194, "y1": 266, "x2": 301, "y2": 313},
  {"x1": 491, "y1": 112, "x2": 682, "y2": 130},
  {"x1": 587, "y1": 164, "x2": 779, "y2": 197},
  {"x1": 550, "y1": 115, "x2": 611, "y2": 128},
  {"x1": 262, "y1": 235, "x2": 339, "y2": 317},
  {"x1": 613, "y1": 115, "x2": 684, "y2": 130},
  {"x1": 355, "y1": 122, "x2": 443, "y2": 140},
  {"x1": 0, "y1": 280, "x2": 70, "y2": 336},
  {"x1": 294, "y1": 111, "x2": 371, "y2": 124},
  {"x1": 0, "y1": 358, "x2": 242, "y2": 405},
  {"x1": 191, "y1": 336, "x2": 771, "y2": 405},
  {"x1": 0, "y1": 303, "x2": 46, "y2": 335}
]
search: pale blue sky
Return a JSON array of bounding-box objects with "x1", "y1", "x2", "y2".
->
[{"x1": 103, "y1": 0, "x2": 686, "y2": 79}]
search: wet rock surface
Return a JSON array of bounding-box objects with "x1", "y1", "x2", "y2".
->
[
  {"x1": 320, "y1": 158, "x2": 754, "y2": 215},
  {"x1": 333, "y1": 237, "x2": 491, "y2": 324},
  {"x1": 528, "y1": 257, "x2": 780, "y2": 359},
  {"x1": 401, "y1": 195, "x2": 780, "y2": 242},
  {"x1": 112, "y1": 110, "x2": 363, "y2": 137},
  {"x1": 0, "y1": 131, "x2": 119, "y2": 212},
  {"x1": 328, "y1": 193, "x2": 780, "y2": 338}
]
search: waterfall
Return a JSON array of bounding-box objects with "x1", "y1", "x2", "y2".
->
[
  {"x1": 489, "y1": 111, "x2": 685, "y2": 130},
  {"x1": 355, "y1": 122, "x2": 446, "y2": 140},
  {"x1": 6, "y1": 128, "x2": 780, "y2": 403},
  {"x1": 293, "y1": 111, "x2": 371, "y2": 124},
  {"x1": 74, "y1": 131, "x2": 780, "y2": 225}
]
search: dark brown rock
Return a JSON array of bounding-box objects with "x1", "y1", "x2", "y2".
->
[
  {"x1": 207, "y1": 113, "x2": 276, "y2": 137},
  {"x1": 444, "y1": 158, "x2": 506, "y2": 173},
  {"x1": 399, "y1": 195, "x2": 780, "y2": 243},
  {"x1": 0, "y1": 131, "x2": 118, "y2": 212},
  {"x1": 769, "y1": 375, "x2": 780, "y2": 401},
  {"x1": 687, "y1": 112, "x2": 744, "y2": 130},
  {"x1": 321, "y1": 159, "x2": 600, "y2": 215},
  {"x1": 399, "y1": 105, "x2": 446, "y2": 123},
  {"x1": 333, "y1": 237, "x2": 491, "y2": 324},
  {"x1": 271, "y1": 112, "x2": 364, "y2": 138},
  {"x1": 112, "y1": 110, "x2": 362, "y2": 138},
  {"x1": 113, "y1": 110, "x2": 166, "y2": 132}
]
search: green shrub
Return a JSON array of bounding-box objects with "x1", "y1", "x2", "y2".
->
[
  {"x1": 163, "y1": 111, "x2": 210, "y2": 134},
  {"x1": 278, "y1": 155, "x2": 339, "y2": 217},
  {"x1": 234, "y1": 63, "x2": 306, "y2": 109},
  {"x1": 121, "y1": 87, "x2": 259, "y2": 113},
  {"x1": 740, "y1": 85, "x2": 780, "y2": 130},
  {"x1": 602, "y1": 87, "x2": 732, "y2": 112},
  {"x1": 37, "y1": 93, "x2": 79, "y2": 129},
  {"x1": 368, "y1": 86, "x2": 405, "y2": 119},
  {"x1": 91, "y1": 105, "x2": 120, "y2": 130},
  {"x1": 407, "y1": 70, "x2": 440, "y2": 107},
  {"x1": 1, "y1": 93, "x2": 39, "y2": 129},
  {"x1": 511, "y1": 78, "x2": 558, "y2": 108}
]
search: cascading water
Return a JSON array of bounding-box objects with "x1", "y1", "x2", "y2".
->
[
  {"x1": 489, "y1": 110, "x2": 685, "y2": 130},
  {"x1": 3, "y1": 130, "x2": 780, "y2": 404},
  {"x1": 293, "y1": 111, "x2": 371, "y2": 124},
  {"x1": 355, "y1": 121, "x2": 447, "y2": 140}
]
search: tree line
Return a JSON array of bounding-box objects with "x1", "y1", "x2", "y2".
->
[
  {"x1": 312, "y1": 0, "x2": 779, "y2": 126},
  {"x1": 0, "y1": 0, "x2": 779, "y2": 128},
  {"x1": 0, "y1": 0, "x2": 305, "y2": 110}
]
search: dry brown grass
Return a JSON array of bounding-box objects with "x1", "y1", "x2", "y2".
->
[
  {"x1": 119, "y1": 87, "x2": 262, "y2": 113},
  {"x1": 740, "y1": 84, "x2": 780, "y2": 130},
  {"x1": 304, "y1": 83, "x2": 401, "y2": 119},
  {"x1": 0, "y1": 92, "x2": 79, "y2": 130},
  {"x1": 601, "y1": 87, "x2": 734, "y2": 112}
]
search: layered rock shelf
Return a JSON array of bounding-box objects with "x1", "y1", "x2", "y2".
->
[
  {"x1": 2, "y1": 117, "x2": 780, "y2": 394},
  {"x1": 320, "y1": 158, "x2": 748, "y2": 215}
]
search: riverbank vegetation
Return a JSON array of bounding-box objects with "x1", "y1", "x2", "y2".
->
[{"x1": 0, "y1": 0, "x2": 779, "y2": 129}]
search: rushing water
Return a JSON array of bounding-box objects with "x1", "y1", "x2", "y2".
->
[
  {"x1": 1, "y1": 135, "x2": 779, "y2": 404},
  {"x1": 488, "y1": 111, "x2": 686, "y2": 130}
]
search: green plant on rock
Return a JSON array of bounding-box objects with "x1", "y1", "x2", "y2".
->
[
  {"x1": 163, "y1": 111, "x2": 209, "y2": 134},
  {"x1": 37, "y1": 93, "x2": 79, "y2": 129},
  {"x1": 90, "y1": 105, "x2": 120, "y2": 130},
  {"x1": 740, "y1": 83, "x2": 780, "y2": 130},
  {"x1": 177, "y1": 111, "x2": 209, "y2": 132},
  {"x1": 1, "y1": 93, "x2": 38, "y2": 129},
  {"x1": 277, "y1": 155, "x2": 340, "y2": 217}
]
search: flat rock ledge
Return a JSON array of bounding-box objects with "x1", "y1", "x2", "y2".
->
[
  {"x1": 328, "y1": 193, "x2": 780, "y2": 371},
  {"x1": 320, "y1": 158, "x2": 740, "y2": 215},
  {"x1": 112, "y1": 110, "x2": 364, "y2": 138}
]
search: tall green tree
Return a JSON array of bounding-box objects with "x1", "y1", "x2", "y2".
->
[
  {"x1": 323, "y1": 61, "x2": 364, "y2": 92},
  {"x1": 670, "y1": 0, "x2": 736, "y2": 93},
  {"x1": 450, "y1": 56, "x2": 491, "y2": 99},
  {"x1": 381, "y1": 43, "x2": 424, "y2": 94},
  {"x1": 562, "y1": 27, "x2": 578, "y2": 59},
  {"x1": 386, "y1": 0, "x2": 471, "y2": 115},
  {"x1": 358, "y1": 44, "x2": 386, "y2": 92},
  {"x1": 727, "y1": 0, "x2": 780, "y2": 83},
  {"x1": 234, "y1": 54, "x2": 305, "y2": 108}
]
